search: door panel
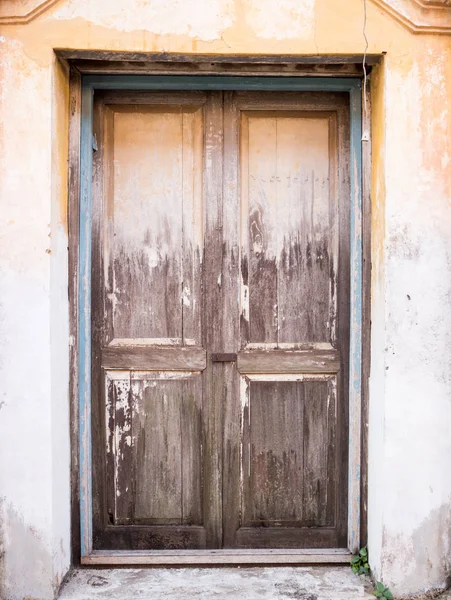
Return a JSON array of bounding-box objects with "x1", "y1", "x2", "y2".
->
[
  {"x1": 91, "y1": 92, "x2": 210, "y2": 550},
  {"x1": 223, "y1": 92, "x2": 350, "y2": 549},
  {"x1": 105, "y1": 370, "x2": 203, "y2": 526},
  {"x1": 91, "y1": 90, "x2": 350, "y2": 552},
  {"x1": 241, "y1": 111, "x2": 336, "y2": 345},
  {"x1": 106, "y1": 104, "x2": 203, "y2": 345},
  {"x1": 241, "y1": 376, "x2": 336, "y2": 529}
]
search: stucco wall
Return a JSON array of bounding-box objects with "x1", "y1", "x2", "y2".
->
[{"x1": 0, "y1": 1, "x2": 450, "y2": 598}]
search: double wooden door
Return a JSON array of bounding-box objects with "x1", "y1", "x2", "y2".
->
[{"x1": 91, "y1": 90, "x2": 350, "y2": 551}]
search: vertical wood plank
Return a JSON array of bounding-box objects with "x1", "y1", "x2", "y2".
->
[
  {"x1": 134, "y1": 377, "x2": 183, "y2": 523},
  {"x1": 222, "y1": 92, "x2": 241, "y2": 546},
  {"x1": 181, "y1": 375, "x2": 203, "y2": 525},
  {"x1": 348, "y1": 84, "x2": 363, "y2": 553},
  {"x1": 246, "y1": 116, "x2": 278, "y2": 344},
  {"x1": 335, "y1": 103, "x2": 351, "y2": 548},
  {"x1": 203, "y1": 91, "x2": 224, "y2": 547},
  {"x1": 302, "y1": 380, "x2": 336, "y2": 527},
  {"x1": 68, "y1": 67, "x2": 82, "y2": 565},
  {"x1": 244, "y1": 381, "x2": 305, "y2": 525},
  {"x1": 181, "y1": 109, "x2": 204, "y2": 345},
  {"x1": 79, "y1": 80, "x2": 94, "y2": 557},
  {"x1": 275, "y1": 116, "x2": 333, "y2": 344},
  {"x1": 91, "y1": 97, "x2": 107, "y2": 540},
  {"x1": 109, "y1": 108, "x2": 184, "y2": 341}
]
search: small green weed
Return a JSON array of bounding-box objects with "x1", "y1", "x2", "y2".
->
[
  {"x1": 374, "y1": 581, "x2": 394, "y2": 600},
  {"x1": 350, "y1": 546, "x2": 370, "y2": 576}
]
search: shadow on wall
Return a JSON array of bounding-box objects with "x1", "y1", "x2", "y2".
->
[{"x1": 0, "y1": 499, "x2": 53, "y2": 600}]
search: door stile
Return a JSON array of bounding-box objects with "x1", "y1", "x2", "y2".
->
[
  {"x1": 222, "y1": 91, "x2": 242, "y2": 547},
  {"x1": 203, "y1": 91, "x2": 225, "y2": 547},
  {"x1": 91, "y1": 98, "x2": 108, "y2": 543},
  {"x1": 335, "y1": 104, "x2": 352, "y2": 547},
  {"x1": 348, "y1": 86, "x2": 363, "y2": 553},
  {"x1": 79, "y1": 83, "x2": 94, "y2": 557}
]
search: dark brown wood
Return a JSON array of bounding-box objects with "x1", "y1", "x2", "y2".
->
[
  {"x1": 202, "y1": 92, "x2": 225, "y2": 548},
  {"x1": 104, "y1": 372, "x2": 203, "y2": 527},
  {"x1": 235, "y1": 527, "x2": 340, "y2": 549},
  {"x1": 68, "y1": 61, "x2": 373, "y2": 78},
  {"x1": 211, "y1": 353, "x2": 237, "y2": 362},
  {"x1": 68, "y1": 66, "x2": 82, "y2": 566},
  {"x1": 302, "y1": 380, "x2": 336, "y2": 527},
  {"x1": 91, "y1": 95, "x2": 108, "y2": 544},
  {"x1": 243, "y1": 380, "x2": 305, "y2": 527},
  {"x1": 239, "y1": 378, "x2": 337, "y2": 540},
  {"x1": 222, "y1": 91, "x2": 242, "y2": 549},
  {"x1": 55, "y1": 49, "x2": 382, "y2": 66},
  {"x1": 101, "y1": 346, "x2": 207, "y2": 370},
  {"x1": 336, "y1": 100, "x2": 351, "y2": 550},
  {"x1": 95, "y1": 526, "x2": 206, "y2": 550},
  {"x1": 237, "y1": 348, "x2": 340, "y2": 374}
]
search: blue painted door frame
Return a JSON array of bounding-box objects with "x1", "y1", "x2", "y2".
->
[{"x1": 78, "y1": 75, "x2": 363, "y2": 559}]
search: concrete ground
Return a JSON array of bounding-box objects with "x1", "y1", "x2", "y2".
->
[{"x1": 59, "y1": 566, "x2": 375, "y2": 600}]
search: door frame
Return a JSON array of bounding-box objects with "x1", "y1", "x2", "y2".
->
[{"x1": 68, "y1": 70, "x2": 369, "y2": 566}]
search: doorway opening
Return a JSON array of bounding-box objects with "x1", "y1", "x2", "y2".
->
[{"x1": 67, "y1": 67, "x2": 371, "y2": 566}]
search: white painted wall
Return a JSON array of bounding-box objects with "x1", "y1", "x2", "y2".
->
[
  {"x1": 368, "y1": 49, "x2": 451, "y2": 597},
  {"x1": 0, "y1": 38, "x2": 71, "y2": 600}
]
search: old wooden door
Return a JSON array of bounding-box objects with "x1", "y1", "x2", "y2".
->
[{"x1": 91, "y1": 90, "x2": 350, "y2": 552}]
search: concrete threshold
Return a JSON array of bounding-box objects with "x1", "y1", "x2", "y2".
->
[{"x1": 59, "y1": 566, "x2": 374, "y2": 599}]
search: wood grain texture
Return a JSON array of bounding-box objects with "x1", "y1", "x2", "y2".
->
[
  {"x1": 92, "y1": 92, "x2": 209, "y2": 551},
  {"x1": 241, "y1": 378, "x2": 337, "y2": 533},
  {"x1": 95, "y1": 525, "x2": 206, "y2": 551},
  {"x1": 202, "y1": 91, "x2": 225, "y2": 548},
  {"x1": 70, "y1": 61, "x2": 371, "y2": 78},
  {"x1": 222, "y1": 91, "x2": 242, "y2": 548},
  {"x1": 81, "y1": 547, "x2": 351, "y2": 565},
  {"x1": 101, "y1": 346, "x2": 206, "y2": 370},
  {"x1": 68, "y1": 67, "x2": 82, "y2": 566},
  {"x1": 237, "y1": 348, "x2": 340, "y2": 374},
  {"x1": 105, "y1": 104, "x2": 203, "y2": 343},
  {"x1": 57, "y1": 50, "x2": 381, "y2": 65},
  {"x1": 240, "y1": 109, "x2": 337, "y2": 347},
  {"x1": 105, "y1": 371, "x2": 203, "y2": 526},
  {"x1": 234, "y1": 527, "x2": 339, "y2": 549},
  {"x1": 91, "y1": 96, "x2": 108, "y2": 545},
  {"x1": 228, "y1": 92, "x2": 350, "y2": 550}
]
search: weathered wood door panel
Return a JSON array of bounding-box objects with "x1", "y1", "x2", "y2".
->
[
  {"x1": 91, "y1": 90, "x2": 350, "y2": 551},
  {"x1": 222, "y1": 92, "x2": 350, "y2": 549},
  {"x1": 91, "y1": 92, "x2": 211, "y2": 550}
]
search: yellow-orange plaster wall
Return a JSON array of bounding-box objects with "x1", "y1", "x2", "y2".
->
[{"x1": 0, "y1": 1, "x2": 451, "y2": 599}]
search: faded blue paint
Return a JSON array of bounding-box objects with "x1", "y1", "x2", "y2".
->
[
  {"x1": 79, "y1": 84, "x2": 94, "y2": 557},
  {"x1": 78, "y1": 74, "x2": 363, "y2": 557},
  {"x1": 348, "y1": 84, "x2": 363, "y2": 554},
  {"x1": 83, "y1": 75, "x2": 360, "y2": 91}
]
